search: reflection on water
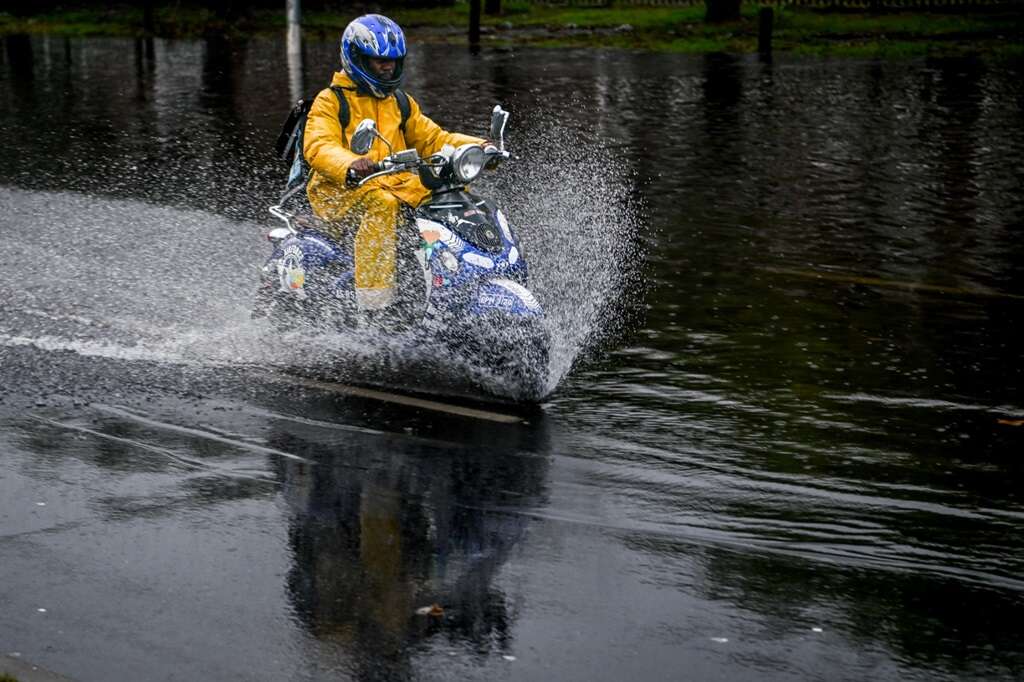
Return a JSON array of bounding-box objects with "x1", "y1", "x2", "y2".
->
[
  {"x1": 273, "y1": 412, "x2": 548, "y2": 678},
  {"x1": 2, "y1": 32, "x2": 1024, "y2": 681}
]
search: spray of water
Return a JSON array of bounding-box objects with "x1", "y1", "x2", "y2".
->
[
  {"x1": 479, "y1": 107, "x2": 646, "y2": 394},
  {"x1": 0, "y1": 116, "x2": 643, "y2": 403}
]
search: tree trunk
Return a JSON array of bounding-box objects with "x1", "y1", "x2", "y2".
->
[
  {"x1": 469, "y1": 0, "x2": 482, "y2": 47},
  {"x1": 142, "y1": 0, "x2": 155, "y2": 35},
  {"x1": 705, "y1": 0, "x2": 741, "y2": 23},
  {"x1": 757, "y1": 7, "x2": 773, "y2": 57}
]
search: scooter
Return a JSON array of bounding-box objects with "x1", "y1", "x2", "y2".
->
[{"x1": 253, "y1": 106, "x2": 549, "y2": 395}]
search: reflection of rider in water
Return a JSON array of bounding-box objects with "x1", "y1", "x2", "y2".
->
[
  {"x1": 303, "y1": 14, "x2": 485, "y2": 316},
  {"x1": 273, "y1": 414, "x2": 548, "y2": 679}
]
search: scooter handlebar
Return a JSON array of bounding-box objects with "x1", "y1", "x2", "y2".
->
[
  {"x1": 356, "y1": 145, "x2": 509, "y2": 186},
  {"x1": 355, "y1": 149, "x2": 425, "y2": 186},
  {"x1": 356, "y1": 162, "x2": 403, "y2": 187}
]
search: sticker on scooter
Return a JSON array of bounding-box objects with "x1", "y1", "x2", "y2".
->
[
  {"x1": 278, "y1": 245, "x2": 306, "y2": 294},
  {"x1": 479, "y1": 292, "x2": 516, "y2": 309}
]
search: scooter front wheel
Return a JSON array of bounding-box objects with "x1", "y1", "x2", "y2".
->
[{"x1": 462, "y1": 314, "x2": 550, "y2": 401}]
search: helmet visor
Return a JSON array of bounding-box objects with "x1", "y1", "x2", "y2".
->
[{"x1": 354, "y1": 53, "x2": 404, "y2": 94}]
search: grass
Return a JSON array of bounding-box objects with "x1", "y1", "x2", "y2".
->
[
  {"x1": 1, "y1": 3, "x2": 1021, "y2": 57},
  {"x1": 0, "y1": 6, "x2": 217, "y2": 38},
  {"x1": 1, "y1": 672, "x2": 18, "y2": 682}
]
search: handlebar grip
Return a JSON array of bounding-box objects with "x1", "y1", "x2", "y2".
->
[{"x1": 347, "y1": 161, "x2": 384, "y2": 187}]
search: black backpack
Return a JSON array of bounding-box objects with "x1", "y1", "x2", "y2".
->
[{"x1": 275, "y1": 86, "x2": 411, "y2": 189}]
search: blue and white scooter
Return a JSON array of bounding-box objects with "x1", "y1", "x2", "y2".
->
[{"x1": 254, "y1": 106, "x2": 549, "y2": 392}]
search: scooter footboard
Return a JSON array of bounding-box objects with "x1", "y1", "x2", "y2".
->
[{"x1": 473, "y1": 278, "x2": 542, "y2": 317}]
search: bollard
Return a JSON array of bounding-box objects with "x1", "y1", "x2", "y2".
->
[{"x1": 758, "y1": 7, "x2": 774, "y2": 59}]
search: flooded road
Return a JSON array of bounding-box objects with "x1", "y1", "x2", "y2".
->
[{"x1": 2, "y1": 34, "x2": 1024, "y2": 681}]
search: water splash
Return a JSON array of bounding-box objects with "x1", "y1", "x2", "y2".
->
[
  {"x1": 0, "y1": 110, "x2": 644, "y2": 403},
  {"x1": 478, "y1": 108, "x2": 646, "y2": 394},
  {"x1": 0, "y1": 185, "x2": 261, "y2": 363}
]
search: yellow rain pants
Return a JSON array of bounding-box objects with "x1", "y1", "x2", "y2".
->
[{"x1": 308, "y1": 183, "x2": 403, "y2": 311}]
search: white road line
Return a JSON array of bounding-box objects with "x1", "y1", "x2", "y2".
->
[
  {"x1": 28, "y1": 415, "x2": 279, "y2": 482},
  {"x1": 92, "y1": 404, "x2": 314, "y2": 463}
]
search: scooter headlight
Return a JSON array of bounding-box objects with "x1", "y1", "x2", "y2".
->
[{"x1": 452, "y1": 144, "x2": 486, "y2": 184}]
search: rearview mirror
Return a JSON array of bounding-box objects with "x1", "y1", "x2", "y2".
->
[
  {"x1": 490, "y1": 105, "x2": 509, "y2": 151},
  {"x1": 351, "y1": 119, "x2": 378, "y2": 155}
]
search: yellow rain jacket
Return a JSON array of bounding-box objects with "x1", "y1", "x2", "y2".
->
[{"x1": 303, "y1": 72, "x2": 484, "y2": 310}]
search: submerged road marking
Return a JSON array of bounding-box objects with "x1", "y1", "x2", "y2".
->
[
  {"x1": 762, "y1": 267, "x2": 1024, "y2": 301},
  {"x1": 91, "y1": 404, "x2": 314, "y2": 463},
  {"x1": 264, "y1": 373, "x2": 523, "y2": 424},
  {"x1": 28, "y1": 415, "x2": 281, "y2": 482}
]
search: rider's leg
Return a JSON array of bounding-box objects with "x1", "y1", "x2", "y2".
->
[
  {"x1": 307, "y1": 183, "x2": 404, "y2": 312},
  {"x1": 352, "y1": 188, "x2": 402, "y2": 312}
]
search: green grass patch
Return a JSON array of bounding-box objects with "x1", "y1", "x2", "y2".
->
[
  {"x1": 775, "y1": 8, "x2": 1013, "y2": 36},
  {"x1": 999, "y1": 41, "x2": 1024, "y2": 57},
  {"x1": 790, "y1": 38, "x2": 933, "y2": 57},
  {"x1": 1, "y1": 672, "x2": 19, "y2": 682},
  {"x1": 0, "y1": 9, "x2": 137, "y2": 37},
  {"x1": 1, "y1": 3, "x2": 1021, "y2": 58},
  {"x1": 664, "y1": 36, "x2": 738, "y2": 53},
  {"x1": 0, "y1": 5, "x2": 226, "y2": 38}
]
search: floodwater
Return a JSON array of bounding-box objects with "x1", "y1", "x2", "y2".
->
[{"x1": 2, "y1": 33, "x2": 1023, "y2": 681}]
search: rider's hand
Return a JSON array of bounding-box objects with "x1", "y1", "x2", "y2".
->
[
  {"x1": 346, "y1": 157, "x2": 378, "y2": 186},
  {"x1": 349, "y1": 157, "x2": 378, "y2": 178},
  {"x1": 481, "y1": 140, "x2": 502, "y2": 170}
]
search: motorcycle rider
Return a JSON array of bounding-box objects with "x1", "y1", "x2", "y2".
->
[{"x1": 303, "y1": 14, "x2": 486, "y2": 314}]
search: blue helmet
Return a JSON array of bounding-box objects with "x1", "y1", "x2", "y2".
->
[{"x1": 340, "y1": 14, "x2": 407, "y2": 99}]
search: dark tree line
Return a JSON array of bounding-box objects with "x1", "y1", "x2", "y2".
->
[
  {"x1": 7, "y1": 0, "x2": 742, "y2": 26},
  {"x1": 7, "y1": 0, "x2": 742, "y2": 17},
  {"x1": 4, "y1": 0, "x2": 457, "y2": 12}
]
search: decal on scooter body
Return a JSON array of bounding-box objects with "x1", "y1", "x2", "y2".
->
[
  {"x1": 415, "y1": 192, "x2": 534, "y2": 318},
  {"x1": 278, "y1": 244, "x2": 306, "y2": 294},
  {"x1": 268, "y1": 229, "x2": 351, "y2": 299},
  {"x1": 474, "y1": 278, "x2": 542, "y2": 316}
]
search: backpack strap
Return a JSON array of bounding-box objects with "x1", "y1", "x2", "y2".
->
[
  {"x1": 394, "y1": 88, "x2": 411, "y2": 137},
  {"x1": 326, "y1": 85, "x2": 410, "y2": 142},
  {"x1": 329, "y1": 85, "x2": 351, "y2": 137}
]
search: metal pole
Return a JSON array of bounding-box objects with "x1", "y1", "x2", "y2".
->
[{"x1": 287, "y1": 0, "x2": 303, "y2": 103}]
